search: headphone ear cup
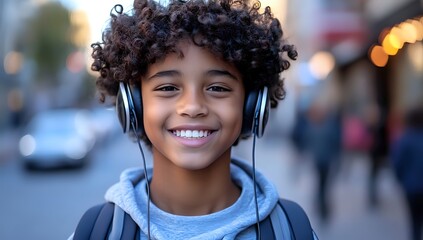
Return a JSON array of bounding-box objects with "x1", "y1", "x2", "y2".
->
[
  {"x1": 240, "y1": 87, "x2": 269, "y2": 138},
  {"x1": 129, "y1": 84, "x2": 144, "y2": 134},
  {"x1": 116, "y1": 82, "x2": 131, "y2": 133},
  {"x1": 116, "y1": 82, "x2": 143, "y2": 134},
  {"x1": 241, "y1": 90, "x2": 259, "y2": 138},
  {"x1": 256, "y1": 86, "x2": 269, "y2": 138}
]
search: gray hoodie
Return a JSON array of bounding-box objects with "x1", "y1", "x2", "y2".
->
[{"x1": 104, "y1": 158, "x2": 280, "y2": 239}]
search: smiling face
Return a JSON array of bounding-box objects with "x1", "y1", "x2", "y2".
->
[{"x1": 141, "y1": 41, "x2": 245, "y2": 170}]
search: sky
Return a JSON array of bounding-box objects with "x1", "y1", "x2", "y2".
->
[
  {"x1": 57, "y1": 0, "x2": 134, "y2": 43},
  {"x1": 58, "y1": 0, "x2": 171, "y2": 43}
]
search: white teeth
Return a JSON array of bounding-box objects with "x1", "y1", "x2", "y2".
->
[
  {"x1": 173, "y1": 130, "x2": 210, "y2": 138},
  {"x1": 192, "y1": 131, "x2": 199, "y2": 137}
]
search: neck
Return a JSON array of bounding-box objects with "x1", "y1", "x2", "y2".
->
[{"x1": 149, "y1": 150, "x2": 240, "y2": 216}]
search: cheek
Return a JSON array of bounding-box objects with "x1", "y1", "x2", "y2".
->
[
  {"x1": 217, "y1": 99, "x2": 244, "y2": 132},
  {"x1": 141, "y1": 98, "x2": 167, "y2": 137}
]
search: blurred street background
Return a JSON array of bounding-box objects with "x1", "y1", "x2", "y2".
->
[{"x1": 1, "y1": 0, "x2": 422, "y2": 239}]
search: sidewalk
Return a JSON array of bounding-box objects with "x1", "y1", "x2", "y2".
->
[{"x1": 233, "y1": 135, "x2": 409, "y2": 240}]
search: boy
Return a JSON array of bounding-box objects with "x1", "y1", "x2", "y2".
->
[{"x1": 71, "y1": 0, "x2": 316, "y2": 239}]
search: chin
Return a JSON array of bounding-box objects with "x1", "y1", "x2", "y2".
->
[
  {"x1": 174, "y1": 158, "x2": 215, "y2": 171},
  {"x1": 172, "y1": 150, "x2": 231, "y2": 171}
]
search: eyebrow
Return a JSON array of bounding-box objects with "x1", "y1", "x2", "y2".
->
[
  {"x1": 147, "y1": 69, "x2": 239, "y2": 81},
  {"x1": 206, "y1": 69, "x2": 239, "y2": 81},
  {"x1": 147, "y1": 70, "x2": 179, "y2": 80}
]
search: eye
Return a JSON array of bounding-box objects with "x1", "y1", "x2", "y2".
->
[
  {"x1": 155, "y1": 85, "x2": 178, "y2": 91},
  {"x1": 207, "y1": 85, "x2": 231, "y2": 92}
]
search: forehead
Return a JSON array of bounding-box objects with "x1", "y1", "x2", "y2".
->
[{"x1": 144, "y1": 40, "x2": 241, "y2": 79}]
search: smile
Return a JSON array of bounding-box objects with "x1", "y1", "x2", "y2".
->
[{"x1": 172, "y1": 130, "x2": 212, "y2": 138}]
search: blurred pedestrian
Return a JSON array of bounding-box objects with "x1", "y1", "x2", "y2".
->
[
  {"x1": 304, "y1": 100, "x2": 341, "y2": 221},
  {"x1": 390, "y1": 106, "x2": 423, "y2": 240},
  {"x1": 366, "y1": 103, "x2": 387, "y2": 207}
]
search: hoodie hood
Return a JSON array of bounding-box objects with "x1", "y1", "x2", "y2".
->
[{"x1": 105, "y1": 158, "x2": 279, "y2": 239}]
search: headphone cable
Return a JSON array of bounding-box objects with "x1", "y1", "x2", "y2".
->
[
  {"x1": 252, "y1": 117, "x2": 261, "y2": 240},
  {"x1": 131, "y1": 121, "x2": 151, "y2": 240}
]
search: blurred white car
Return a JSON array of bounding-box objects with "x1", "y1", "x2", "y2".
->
[
  {"x1": 88, "y1": 107, "x2": 121, "y2": 144},
  {"x1": 19, "y1": 109, "x2": 96, "y2": 169}
]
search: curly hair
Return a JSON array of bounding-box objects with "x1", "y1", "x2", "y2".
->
[{"x1": 91, "y1": 0, "x2": 297, "y2": 144}]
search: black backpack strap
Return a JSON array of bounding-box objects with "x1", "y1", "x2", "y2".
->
[
  {"x1": 115, "y1": 204, "x2": 139, "y2": 240},
  {"x1": 258, "y1": 213, "x2": 275, "y2": 240},
  {"x1": 91, "y1": 202, "x2": 114, "y2": 239},
  {"x1": 73, "y1": 202, "x2": 140, "y2": 240},
  {"x1": 108, "y1": 203, "x2": 125, "y2": 239},
  {"x1": 73, "y1": 202, "x2": 114, "y2": 240},
  {"x1": 278, "y1": 198, "x2": 313, "y2": 240},
  {"x1": 73, "y1": 203, "x2": 104, "y2": 240},
  {"x1": 269, "y1": 201, "x2": 292, "y2": 240}
]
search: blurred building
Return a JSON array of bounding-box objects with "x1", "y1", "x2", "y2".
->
[
  {"x1": 0, "y1": 0, "x2": 92, "y2": 132},
  {"x1": 0, "y1": 0, "x2": 35, "y2": 130},
  {"x1": 287, "y1": 0, "x2": 423, "y2": 157},
  {"x1": 338, "y1": 0, "x2": 423, "y2": 155}
]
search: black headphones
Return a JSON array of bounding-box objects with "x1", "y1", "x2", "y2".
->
[{"x1": 116, "y1": 82, "x2": 270, "y2": 138}]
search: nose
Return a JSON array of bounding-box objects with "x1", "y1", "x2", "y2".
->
[{"x1": 176, "y1": 88, "x2": 208, "y2": 118}]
